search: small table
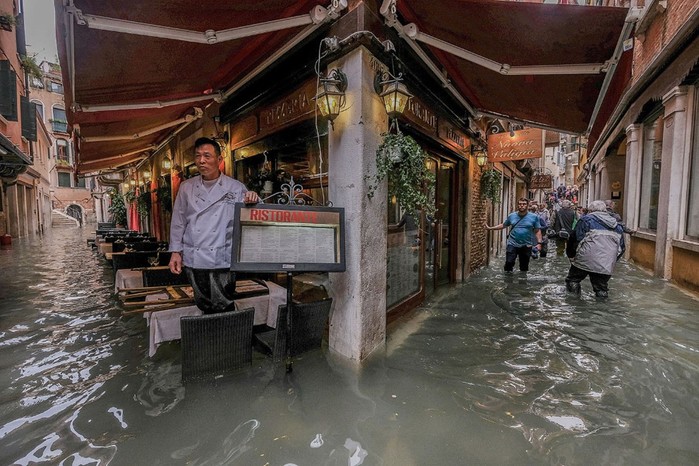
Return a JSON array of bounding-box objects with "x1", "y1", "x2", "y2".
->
[{"x1": 143, "y1": 281, "x2": 286, "y2": 357}]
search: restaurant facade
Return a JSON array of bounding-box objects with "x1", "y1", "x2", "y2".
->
[{"x1": 55, "y1": 0, "x2": 633, "y2": 360}]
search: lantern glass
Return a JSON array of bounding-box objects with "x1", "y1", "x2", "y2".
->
[
  {"x1": 476, "y1": 153, "x2": 488, "y2": 167},
  {"x1": 162, "y1": 157, "x2": 172, "y2": 170},
  {"x1": 380, "y1": 81, "x2": 412, "y2": 117},
  {"x1": 143, "y1": 170, "x2": 151, "y2": 180},
  {"x1": 129, "y1": 179, "x2": 136, "y2": 186},
  {"x1": 315, "y1": 69, "x2": 347, "y2": 121}
]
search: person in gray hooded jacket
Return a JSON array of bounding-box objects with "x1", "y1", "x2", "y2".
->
[{"x1": 565, "y1": 200, "x2": 626, "y2": 298}]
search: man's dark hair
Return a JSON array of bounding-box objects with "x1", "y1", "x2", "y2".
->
[{"x1": 194, "y1": 137, "x2": 221, "y2": 156}]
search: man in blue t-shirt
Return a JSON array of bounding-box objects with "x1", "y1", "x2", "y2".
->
[{"x1": 485, "y1": 198, "x2": 543, "y2": 272}]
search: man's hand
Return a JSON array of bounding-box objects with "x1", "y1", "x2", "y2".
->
[
  {"x1": 169, "y1": 251, "x2": 182, "y2": 275},
  {"x1": 244, "y1": 191, "x2": 260, "y2": 204}
]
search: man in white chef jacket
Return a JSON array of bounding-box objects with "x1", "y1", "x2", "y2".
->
[{"x1": 169, "y1": 137, "x2": 260, "y2": 313}]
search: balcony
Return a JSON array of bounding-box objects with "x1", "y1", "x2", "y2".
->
[{"x1": 50, "y1": 119, "x2": 68, "y2": 134}]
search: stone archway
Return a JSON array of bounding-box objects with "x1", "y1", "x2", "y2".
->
[{"x1": 66, "y1": 204, "x2": 83, "y2": 226}]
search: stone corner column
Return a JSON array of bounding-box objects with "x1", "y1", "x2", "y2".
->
[
  {"x1": 326, "y1": 47, "x2": 389, "y2": 361},
  {"x1": 656, "y1": 86, "x2": 689, "y2": 278}
]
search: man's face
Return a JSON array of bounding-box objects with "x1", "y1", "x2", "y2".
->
[
  {"x1": 517, "y1": 200, "x2": 529, "y2": 213},
  {"x1": 195, "y1": 143, "x2": 221, "y2": 180}
]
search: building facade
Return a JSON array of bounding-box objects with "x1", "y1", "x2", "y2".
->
[{"x1": 583, "y1": 0, "x2": 699, "y2": 291}]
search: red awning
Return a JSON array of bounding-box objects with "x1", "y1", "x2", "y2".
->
[
  {"x1": 54, "y1": 0, "x2": 346, "y2": 173},
  {"x1": 386, "y1": 0, "x2": 632, "y2": 134}
]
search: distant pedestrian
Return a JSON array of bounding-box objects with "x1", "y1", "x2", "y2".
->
[
  {"x1": 605, "y1": 200, "x2": 634, "y2": 234},
  {"x1": 551, "y1": 199, "x2": 577, "y2": 256},
  {"x1": 565, "y1": 200, "x2": 626, "y2": 298},
  {"x1": 486, "y1": 198, "x2": 543, "y2": 272}
]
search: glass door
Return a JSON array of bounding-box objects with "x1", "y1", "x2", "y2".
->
[{"x1": 424, "y1": 156, "x2": 455, "y2": 296}]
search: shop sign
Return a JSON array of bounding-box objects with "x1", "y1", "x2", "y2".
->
[
  {"x1": 438, "y1": 120, "x2": 468, "y2": 155},
  {"x1": 259, "y1": 81, "x2": 316, "y2": 131},
  {"x1": 487, "y1": 128, "x2": 543, "y2": 163},
  {"x1": 404, "y1": 97, "x2": 438, "y2": 136},
  {"x1": 530, "y1": 174, "x2": 552, "y2": 189}
]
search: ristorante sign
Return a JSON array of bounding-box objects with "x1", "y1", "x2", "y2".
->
[{"x1": 487, "y1": 128, "x2": 543, "y2": 163}]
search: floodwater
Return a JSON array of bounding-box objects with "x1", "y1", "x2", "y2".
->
[{"x1": 1, "y1": 228, "x2": 698, "y2": 466}]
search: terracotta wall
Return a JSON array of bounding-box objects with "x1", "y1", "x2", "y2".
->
[{"x1": 671, "y1": 247, "x2": 699, "y2": 293}]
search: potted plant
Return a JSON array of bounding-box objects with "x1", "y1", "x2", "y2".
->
[
  {"x1": 20, "y1": 54, "x2": 42, "y2": 79},
  {"x1": 107, "y1": 188, "x2": 127, "y2": 227},
  {"x1": 0, "y1": 12, "x2": 16, "y2": 32},
  {"x1": 367, "y1": 131, "x2": 435, "y2": 216},
  {"x1": 480, "y1": 168, "x2": 502, "y2": 204}
]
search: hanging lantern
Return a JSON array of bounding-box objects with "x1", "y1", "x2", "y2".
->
[
  {"x1": 314, "y1": 68, "x2": 348, "y2": 123},
  {"x1": 374, "y1": 71, "x2": 412, "y2": 118}
]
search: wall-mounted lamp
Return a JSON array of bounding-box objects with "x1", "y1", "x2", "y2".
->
[
  {"x1": 162, "y1": 156, "x2": 172, "y2": 171},
  {"x1": 129, "y1": 178, "x2": 137, "y2": 187},
  {"x1": 471, "y1": 144, "x2": 488, "y2": 167},
  {"x1": 142, "y1": 169, "x2": 151, "y2": 180},
  {"x1": 374, "y1": 70, "x2": 412, "y2": 118},
  {"x1": 315, "y1": 68, "x2": 348, "y2": 125}
]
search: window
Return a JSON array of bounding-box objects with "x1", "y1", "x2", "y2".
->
[
  {"x1": 52, "y1": 107, "x2": 68, "y2": 133},
  {"x1": 32, "y1": 100, "x2": 43, "y2": 121},
  {"x1": 49, "y1": 81, "x2": 63, "y2": 94},
  {"x1": 686, "y1": 86, "x2": 699, "y2": 238},
  {"x1": 56, "y1": 139, "x2": 69, "y2": 163},
  {"x1": 58, "y1": 172, "x2": 72, "y2": 187},
  {"x1": 76, "y1": 177, "x2": 86, "y2": 189},
  {"x1": 639, "y1": 112, "x2": 663, "y2": 231},
  {"x1": 30, "y1": 77, "x2": 43, "y2": 89}
]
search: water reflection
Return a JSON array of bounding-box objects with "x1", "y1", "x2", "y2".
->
[{"x1": 0, "y1": 231, "x2": 698, "y2": 465}]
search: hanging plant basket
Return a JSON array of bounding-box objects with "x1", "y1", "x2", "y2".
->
[
  {"x1": 480, "y1": 168, "x2": 502, "y2": 204},
  {"x1": 366, "y1": 131, "x2": 435, "y2": 216},
  {"x1": 107, "y1": 188, "x2": 127, "y2": 226}
]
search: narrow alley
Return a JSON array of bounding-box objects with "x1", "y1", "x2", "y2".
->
[{"x1": 0, "y1": 230, "x2": 697, "y2": 465}]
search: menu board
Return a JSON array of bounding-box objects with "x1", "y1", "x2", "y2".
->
[{"x1": 231, "y1": 203, "x2": 346, "y2": 273}]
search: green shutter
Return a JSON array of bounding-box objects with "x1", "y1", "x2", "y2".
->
[
  {"x1": 21, "y1": 96, "x2": 37, "y2": 142},
  {"x1": 0, "y1": 61, "x2": 18, "y2": 121}
]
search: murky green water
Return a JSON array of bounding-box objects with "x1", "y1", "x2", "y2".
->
[{"x1": 0, "y1": 229, "x2": 698, "y2": 465}]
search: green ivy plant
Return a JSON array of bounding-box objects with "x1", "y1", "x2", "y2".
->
[
  {"x1": 137, "y1": 190, "x2": 151, "y2": 216},
  {"x1": 480, "y1": 168, "x2": 502, "y2": 204},
  {"x1": 155, "y1": 185, "x2": 172, "y2": 212},
  {"x1": 20, "y1": 54, "x2": 42, "y2": 79},
  {"x1": 367, "y1": 131, "x2": 436, "y2": 217},
  {"x1": 107, "y1": 188, "x2": 127, "y2": 226}
]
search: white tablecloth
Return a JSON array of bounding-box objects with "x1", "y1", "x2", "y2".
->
[{"x1": 143, "y1": 281, "x2": 286, "y2": 357}]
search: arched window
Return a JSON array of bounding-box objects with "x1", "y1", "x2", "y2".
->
[{"x1": 31, "y1": 100, "x2": 44, "y2": 122}]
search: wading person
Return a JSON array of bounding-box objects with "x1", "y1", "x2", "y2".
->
[
  {"x1": 565, "y1": 200, "x2": 626, "y2": 298},
  {"x1": 551, "y1": 199, "x2": 577, "y2": 256},
  {"x1": 169, "y1": 137, "x2": 260, "y2": 313},
  {"x1": 485, "y1": 198, "x2": 543, "y2": 272}
]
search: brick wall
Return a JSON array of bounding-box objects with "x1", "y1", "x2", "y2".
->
[
  {"x1": 469, "y1": 167, "x2": 488, "y2": 272},
  {"x1": 632, "y1": 0, "x2": 699, "y2": 85}
]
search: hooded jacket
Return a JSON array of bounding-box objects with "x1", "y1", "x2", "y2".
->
[{"x1": 566, "y1": 211, "x2": 626, "y2": 275}]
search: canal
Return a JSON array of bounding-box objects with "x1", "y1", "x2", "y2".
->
[{"x1": 0, "y1": 228, "x2": 697, "y2": 465}]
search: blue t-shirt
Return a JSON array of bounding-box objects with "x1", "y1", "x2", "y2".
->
[{"x1": 503, "y1": 212, "x2": 541, "y2": 247}]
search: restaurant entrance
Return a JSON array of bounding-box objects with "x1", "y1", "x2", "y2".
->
[{"x1": 424, "y1": 155, "x2": 456, "y2": 297}]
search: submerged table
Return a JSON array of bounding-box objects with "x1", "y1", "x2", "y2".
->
[{"x1": 143, "y1": 281, "x2": 286, "y2": 357}]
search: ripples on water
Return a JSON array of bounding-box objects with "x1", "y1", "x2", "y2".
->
[{"x1": 0, "y1": 231, "x2": 698, "y2": 465}]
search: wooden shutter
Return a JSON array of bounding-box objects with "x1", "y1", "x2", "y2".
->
[
  {"x1": 21, "y1": 96, "x2": 37, "y2": 142},
  {"x1": 0, "y1": 61, "x2": 18, "y2": 121}
]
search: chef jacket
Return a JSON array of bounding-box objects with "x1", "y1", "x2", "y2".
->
[{"x1": 169, "y1": 174, "x2": 248, "y2": 269}]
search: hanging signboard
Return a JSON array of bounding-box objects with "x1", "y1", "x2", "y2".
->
[
  {"x1": 487, "y1": 128, "x2": 543, "y2": 163},
  {"x1": 231, "y1": 203, "x2": 346, "y2": 273},
  {"x1": 530, "y1": 174, "x2": 553, "y2": 190}
]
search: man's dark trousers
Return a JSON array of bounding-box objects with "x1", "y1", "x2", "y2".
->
[
  {"x1": 505, "y1": 244, "x2": 532, "y2": 272},
  {"x1": 565, "y1": 264, "x2": 611, "y2": 294}
]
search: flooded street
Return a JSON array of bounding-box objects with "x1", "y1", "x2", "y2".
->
[{"x1": 1, "y1": 229, "x2": 698, "y2": 465}]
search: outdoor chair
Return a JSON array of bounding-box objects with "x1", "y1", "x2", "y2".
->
[
  {"x1": 142, "y1": 267, "x2": 190, "y2": 287},
  {"x1": 180, "y1": 307, "x2": 255, "y2": 382},
  {"x1": 111, "y1": 252, "x2": 153, "y2": 272},
  {"x1": 254, "y1": 298, "x2": 333, "y2": 362}
]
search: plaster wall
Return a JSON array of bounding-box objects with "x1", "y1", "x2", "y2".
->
[{"x1": 327, "y1": 47, "x2": 388, "y2": 361}]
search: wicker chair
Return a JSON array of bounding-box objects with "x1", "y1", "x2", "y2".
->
[
  {"x1": 180, "y1": 307, "x2": 255, "y2": 382},
  {"x1": 255, "y1": 298, "x2": 333, "y2": 362}
]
